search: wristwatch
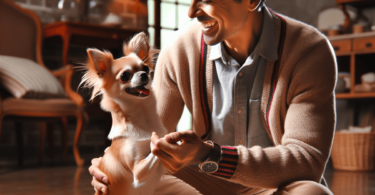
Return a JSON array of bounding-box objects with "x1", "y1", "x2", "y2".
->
[{"x1": 199, "y1": 140, "x2": 221, "y2": 173}]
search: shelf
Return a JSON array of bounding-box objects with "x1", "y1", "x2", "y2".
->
[
  {"x1": 335, "y1": 52, "x2": 352, "y2": 56},
  {"x1": 336, "y1": 93, "x2": 375, "y2": 99},
  {"x1": 329, "y1": 31, "x2": 375, "y2": 42}
]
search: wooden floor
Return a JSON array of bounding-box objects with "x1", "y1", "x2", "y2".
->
[
  {"x1": 0, "y1": 166, "x2": 93, "y2": 195},
  {"x1": 0, "y1": 165, "x2": 374, "y2": 195}
]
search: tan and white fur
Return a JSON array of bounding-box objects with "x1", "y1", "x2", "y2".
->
[{"x1": 80, "y1": 32, "x2": 200, "y2": 195}]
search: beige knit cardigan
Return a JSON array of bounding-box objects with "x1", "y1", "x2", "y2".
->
[{"x1": 154, "y1": 11, "x2": 337, "y2": 189}]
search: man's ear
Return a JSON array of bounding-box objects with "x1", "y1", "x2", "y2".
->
[
  {"x1": 87, "y1": 49, "x2": 113, "y2": 78},
  {"x1": 248, "y1": 0, "x2": 262, "y2": 11},
  {"x1": 123, "y1": 32, "x2": 150, "y2": 60}
]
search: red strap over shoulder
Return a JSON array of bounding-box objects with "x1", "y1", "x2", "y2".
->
[{"x1": 199, "y1": 34, "x2": 211, "y2": 139}]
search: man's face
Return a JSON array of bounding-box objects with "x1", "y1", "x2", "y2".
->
[{"x1": 188, "y1": 0, "x2": 257, "y2": 45}]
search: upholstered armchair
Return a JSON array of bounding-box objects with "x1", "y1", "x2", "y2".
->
[{"x1": 0, "y1": 0, "x2": 86, "y2": 166}]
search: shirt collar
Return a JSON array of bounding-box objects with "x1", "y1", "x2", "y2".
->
[
  {"x1": 208, "y1": 6, "x2": 278, "y2": 62},
  {"x1": 259, "y1": 6, "x2": 278, "y2": 61}
]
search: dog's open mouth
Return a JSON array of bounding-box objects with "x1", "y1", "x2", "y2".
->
[{"x1": 125, "y1": 86, "x2": 150, "y2": 97}]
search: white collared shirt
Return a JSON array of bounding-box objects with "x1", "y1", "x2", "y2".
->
[{"x1": 208, "y1": 7, "x2": 276, "y2": 148}]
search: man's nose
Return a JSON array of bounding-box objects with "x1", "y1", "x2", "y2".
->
[{"x1": 188, "y1": 0, "x2": 203, "y2": 18}]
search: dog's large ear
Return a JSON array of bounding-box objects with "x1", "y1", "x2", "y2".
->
[
  {"x1": 123, "y1": 32, "x2": 150, "y2": 60},
  {"x1": 87, "y1": 49, "x2": 113, "y2": 78}
]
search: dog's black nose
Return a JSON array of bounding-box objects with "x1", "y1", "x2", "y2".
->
[{"x1": 140, "y1": 73, "x2": 149, "y2": 84}]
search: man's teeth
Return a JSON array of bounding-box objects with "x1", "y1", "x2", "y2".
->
[{"x1": 203, "y1": 21, "x2": 216, "y2": 28}]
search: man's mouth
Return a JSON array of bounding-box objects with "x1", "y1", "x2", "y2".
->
[
  {"x1": 125, "y1": 85, "x2": 150, "y2": 97},
  {"x1": 201, "y1": 21, "x2": 218, "y2": 33},
  {"x1": 203, "y1": 21, "x2": 217, "y2": 28}
]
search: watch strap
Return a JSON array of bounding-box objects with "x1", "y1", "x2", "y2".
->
[
  {"x1": 199, "y1": 141, "x2": 221, "y2": 173},
  {"x1": 204, "y1": 140, "x2": 221, "y2": 163}
]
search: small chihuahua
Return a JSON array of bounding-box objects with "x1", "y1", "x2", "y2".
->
[{"x1": 80, "y1": 33, "x2": 200, "y2": 195}]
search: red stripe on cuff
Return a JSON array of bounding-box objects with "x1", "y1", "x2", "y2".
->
[
  {"x1": 220, "y1": 163, "x2": 237, "y2": 168},
  {"x1": 222, "y1": 150, "x2": 238, "y2": 155},
  {"x1": 222, "y1": 146, "x2": 237, "y2": 150},
  {"x1": 209, "y1": 145, "x2": 238, "y2": 179},
  {"x1": 221, "y1": 157, "x2": 238, "y2": 162},
  {"x1": 218, "y1": 168, "x2": 235, "y2": 173}
]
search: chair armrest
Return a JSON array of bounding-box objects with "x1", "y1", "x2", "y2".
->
[{"x1": 51, "y1": 65, "x2": 85, "y2": 108}]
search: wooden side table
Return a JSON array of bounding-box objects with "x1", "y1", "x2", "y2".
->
[{"x1": 43, "y1": 21, "x2": 147, "y2": 65}]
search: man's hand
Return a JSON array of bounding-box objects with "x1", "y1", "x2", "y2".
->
[
  {"x1": 151, "y1": 130, "x2": 212, "y2": 173},
  {"x1": 89, "y1": 157, "x2": 109, "y2": 195}
]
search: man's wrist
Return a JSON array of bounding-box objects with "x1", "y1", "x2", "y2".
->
[
  {"x1": 199, "y1": 141, "x2": 214, "y2": 163},
  {"x1": 199, "y1": 141, "x2": 222, "y2": 173}
]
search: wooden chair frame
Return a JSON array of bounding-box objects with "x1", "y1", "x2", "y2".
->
[{"x1": 0, "y1": 0, "x2": 87, "y2": 166}]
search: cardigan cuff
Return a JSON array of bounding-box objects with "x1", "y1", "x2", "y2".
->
[{"x1": 210, "y1": 146, "x2": 239, "y2": 179}]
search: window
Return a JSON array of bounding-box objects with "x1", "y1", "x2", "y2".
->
[
  {"x1": 148, "y1": 0, "x2": 192, "y2": 48},
  {"x1": 148, "y1": 0, "x2": 193, "y2": 131}
]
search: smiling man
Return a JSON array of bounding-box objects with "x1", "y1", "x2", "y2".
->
[{"x1": 90, "y1": 0, "x2": 337, "y2": 194}]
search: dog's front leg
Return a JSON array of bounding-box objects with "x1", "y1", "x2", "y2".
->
[{"x1": 132, "y1": 153, "x2": 164, "y2": 188}]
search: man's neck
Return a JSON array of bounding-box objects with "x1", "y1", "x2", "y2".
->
[{"x1": 223, "y1": 10, "x2": 263, "y2": 65}]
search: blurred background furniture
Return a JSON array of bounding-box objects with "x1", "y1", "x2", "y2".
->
[
  {"x1": 328, "y1": 16, "x2": 375, "y2": 171},
  {"x1": 336, "y1": 0, "x2": 375, "y2": 33},
  {"x1": 43, "y1": 21, "x2": 145, "y2": 66},
  {"x1": 0, "y1": 0, "x2": 86, "y2": 166},
  {"x1": 331, "y1": 131, "x2": 375, "y2": 171},
  {"x1": 330, "y1": 30, "x2": 375, "y2": 98},
  {"x1": 316, "y1": 5, "x2": 356, "y2": 35}
]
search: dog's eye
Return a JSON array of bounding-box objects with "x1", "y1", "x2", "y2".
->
[
  {"x1": 121, "y1": 72, "x2": 130, "y2": 82},
  {"x1": 143, "y1": 66, "x2": 150, "y2": 74}
]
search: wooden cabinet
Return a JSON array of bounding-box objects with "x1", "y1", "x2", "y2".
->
[
  {"x1": 329, "y1": 32, "x2": 375, "y2": 99},
  {"x1": 353, "y1": 37, "x2": 375, "y2": 51},
  {"x1": 43, "y1": 22, "x2": 147, "y2": 66},
  {"x1": 331, "y1": 40, "x2": 352, "y2": 53}
]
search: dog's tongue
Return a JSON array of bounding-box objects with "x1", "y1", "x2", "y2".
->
[{"x1": 139, "y1": 88, "x2": 150, "y2": 96}]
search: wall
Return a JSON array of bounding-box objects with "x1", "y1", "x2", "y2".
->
[
  {"x1": 266, "y1": 0, "x2": 375, "y2": 29},
  {"x1": 266, "y1": 0, "x2": 336, "y2": 27}
]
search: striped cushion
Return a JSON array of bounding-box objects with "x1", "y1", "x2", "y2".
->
[{"x1": 0, "y1": 55, "x2": 67, "y2": 99}]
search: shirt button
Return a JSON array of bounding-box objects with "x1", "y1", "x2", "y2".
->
[
  {"x1": 239, "y1": 72, "x2": 243, "y2": 76},
  {"x1": 238, "y1": 109, "x2": 242, "y2": 114}
]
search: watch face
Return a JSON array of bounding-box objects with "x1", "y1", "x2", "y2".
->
[{"x1": 202, "y1": 162, "x2": 218, "y2": 173}]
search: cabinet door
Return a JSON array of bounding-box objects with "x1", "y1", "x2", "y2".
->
[
  {"x1": 353, "y1": 37, "x2": 375, "y2": 51},
  {"x1": 331, "y1": 40, "x2": 352, "y2": 53}
]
